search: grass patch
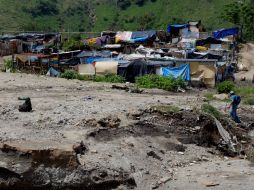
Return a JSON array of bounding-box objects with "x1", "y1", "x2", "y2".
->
[
  {"x1": 136, "y1": 75, "x2": 186, "y2": 92},
  {"x1": 201, "y1": 103, "x2": 222, "y2": 120},
  {"x1": 204, "y1": 93, "x2": 214, "y2": 101},
  {"x1": 94, "y1": 74, "x2": 126, "y2": 83},
  {"x1": 152, "y1": 105, "x2": 180, "y2": 114},
  {"x1": 243, "y1": 97, "x2": 254, "y2": 105},
  {"x1": 235, "y1": 86, "x2": 254, "y2": 105}
]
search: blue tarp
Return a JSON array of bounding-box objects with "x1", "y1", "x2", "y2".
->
[
  {"x1": 167, "y1": 24, "x2": 190, "y2": 33},
  {"x1": 213, "y1": 28, "x2": 239, "y2": 39},
  {"x1": 77, "y1": 51, "x2": 111, "y2": 58},
  {"x1": 47, "y1": 67, "x2": 60, "y2": 77},
  {"x1": 81, "y1": 57, "x2": 118, "y2": 64},
  {"x1": 130, "y1": 31, "x2": 156, "y2": 42},
  {"x1": 162, "y1": 64, "x2": 191, "y2": 81}
]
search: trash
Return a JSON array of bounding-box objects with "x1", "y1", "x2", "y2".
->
[
  {"x1": 158, "y1": 176, "x2": 172, "y2": 184},
  {"x1": 84, "y1": 96, "x2": 93, "y2": 101},
  {"x1": 112, "y1": 85, "x2": 143, "y2": 94},
  {"x1": 18, "y1": 97, "x2": 32, "y2": 112},
  {"x1": 97, "y1": 116, "x2": 121, "y2": 128},
  {"x1": 205, "y1": 182, "x2": 220, "y2": 187},
  {"x1": 214, "y1": 118, "x2": 237, "y2": 155},
  {"x1": 112, "y1": 85, "x2": 129, "y2": 91},
  {"x1": 147, "y1": 151, "x2": 162, "y2": 161},
  {"x1": 46, "y1": 67, "x2": 60, "y2": 77},
  {"x1": 240, "y1": 77, "x2": 246, "y2": 81},
  {"x1": 73, "y1": 141, "x2": 87, "y2": 155},
  {"x1": 177, "y1": 87, "x2": 186, "y2": 93}
]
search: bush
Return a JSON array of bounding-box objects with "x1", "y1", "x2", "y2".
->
[
  {"x1": 94, "y1": 74, "x2": 126, "y2": 83},
  {"x1": 201, "y1": 103, "x2": 222, "y2": 120},
  {"x1": 136, "y1": 75, "x2": 186, "y2": 92},
  {"x1": 61, "y1": 71, "x2": 125, "y2": 83},
  {"x1": 4, "y1": 60, "x2": 15, "y2": 73},
  {"x1": 217, "y1": 81, "x2": 235, "y2": 94},
  {"x1": 60, "y1": 70, "x2": 78, "y2": 79}
]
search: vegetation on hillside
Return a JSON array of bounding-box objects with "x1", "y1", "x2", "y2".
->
[
  {"x1": 0, "y1": 0, "x2": 235, "y2": 33},
  {"x1": 223, "y1": 0, "x2": 254, "y2": 40}
]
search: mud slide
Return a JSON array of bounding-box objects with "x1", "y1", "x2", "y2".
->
[
  {"x1": 237, "y1": 43, "x2": 254, "y2": 83},
  {"x1": 0, "y1": 107, "x2": 252, "y2": 190}
]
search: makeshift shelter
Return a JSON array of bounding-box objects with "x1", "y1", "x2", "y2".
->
[
  {"x1": 162, "y1": 64, "x2": 191, "y2": 81},
  {"x1": 115, "y1": 31, "x2": 156, "y2": 43},
  {"x1": 213, "y1": 28, "x2": 239, "y2": 39},
  {"x1": 175, "y1": 59, "x2": 217, "y2": 87},
  {"x1": 77, "y1": 51, "x2": 112, "y2": 64},
  {"x1": 196, "y1": 37, "x2": 222, "y2": 47},
  {"x1": 118, "y1": 60, "x2": 148, "y2": 82},
  {"x1": 16, "y1": 53, "x2": 52, "y2": 74},
  {"x1": 168, "y1": 24, "x2": 190, "y2": 38},
  {"x1": 95, "y1": 61, "x2": 118, "y2": 75},
  {"x1": 78, "y1": 64, "x2": 95, "y2": 75}
]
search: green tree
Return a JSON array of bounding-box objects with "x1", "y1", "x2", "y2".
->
[{"x1": 223, "y1": 0, "x2": 254, "y2": 40}]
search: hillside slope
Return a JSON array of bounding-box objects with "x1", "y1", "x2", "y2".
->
[{"x1": 0, "y1": 0, "x2": 236, "y2": 32}]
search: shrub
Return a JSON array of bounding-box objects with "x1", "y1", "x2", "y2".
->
[
  {"x1": 60, "y1": 70, "x2": 78, "y2": 79},
  {"x1": 136, "y1": 75, "x2": 186, "y2": 92},
  {"x1": 217, "y1": 80, "x2": 235, "y2": 94},
  {"x1": 4, "y1": 60, "x2": 15, "y2": 73},
  {"x1": 201, "y1": 103, "x2": 222, "y2": 120},
  {"x1": 94, "y1": 74, "x2": 126, "y2": 83}
]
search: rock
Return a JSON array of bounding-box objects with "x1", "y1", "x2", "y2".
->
[
  {"x1": 18, "y1": 97, "x2": 32, "y2": 112},
  {"x1": 201, "y1": 156, "x2": 209, "y2": 162},
  {"x1": 158, "y1": 176, "x2": 172, "y2": 184},
  {"x1": 73, "y1": 141, "x2": 87, "y2": 155},
  {"x1": 213, "y1": 94, "x2": 228, "y2": 100},
  {"x1": 178, "y1": 152, "x2": 184, "y2": 155},
  {"x1": 90, "y1": 150, "x2": 98, "y2": 154},
  {"x1": 97, "y1": 116, "x2": 121, "y2": 128},
  {"x1": 147, "y1": 151, "x2": 162, "y2": 161},
  {"x1": 195, "y1": 126, "x2": 201, "y2": 130},
  {"x1": 205, "y1": 182, "x2": 220, "y2": 187}
]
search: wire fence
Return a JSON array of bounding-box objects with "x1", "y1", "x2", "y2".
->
[{"x1": 0, "y1": 31, "x2": 101, "y2": 39}]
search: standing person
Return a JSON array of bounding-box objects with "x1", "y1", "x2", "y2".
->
[{"x1": 228, "y1": 91, "x2": 241, "y2": 123}]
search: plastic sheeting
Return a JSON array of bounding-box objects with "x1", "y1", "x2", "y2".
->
[
  {"x1": 131, "y1": 31, "x2": 156, "y2": 43},
  {"x1": 115, "y1": 31, "x2": 156, "y2": 43},
  {"x1": 118, "y1": 60, "x2": 148, "y2": 82},
  {"x1": 78, "y1": 64, "x2": 95, "y2": 75},
  {"x1": 162, "y1": 64, "x2": 191, "y2": 81},
  {"x1": 46, "y1": 67, "x2": 60, "y2": 77},
  {"x1": 213, "y1": 28, "x2": 239, "y2": 39},
  {"x1": 190, "y1": 62, "x2": 216, "y2": 87},
  {"x1": 167, "y1": 24, "x2": 190, "y2": 33},
  {"x1": 95, "y1": 61, "x2": 118, "y2": 75}
]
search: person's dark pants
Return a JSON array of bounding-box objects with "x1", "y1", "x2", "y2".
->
[{"x1": 230, "y1": 107, "x2": 241, "y2": 123}]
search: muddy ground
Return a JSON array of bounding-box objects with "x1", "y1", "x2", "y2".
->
[{"x1": 0, "y1": 72, "x2": 254, "y2": 190}]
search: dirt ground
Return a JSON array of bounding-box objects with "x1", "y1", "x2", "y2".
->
[{"x1": 0, "y1": 72, "x2": 254, "y2": 190}]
